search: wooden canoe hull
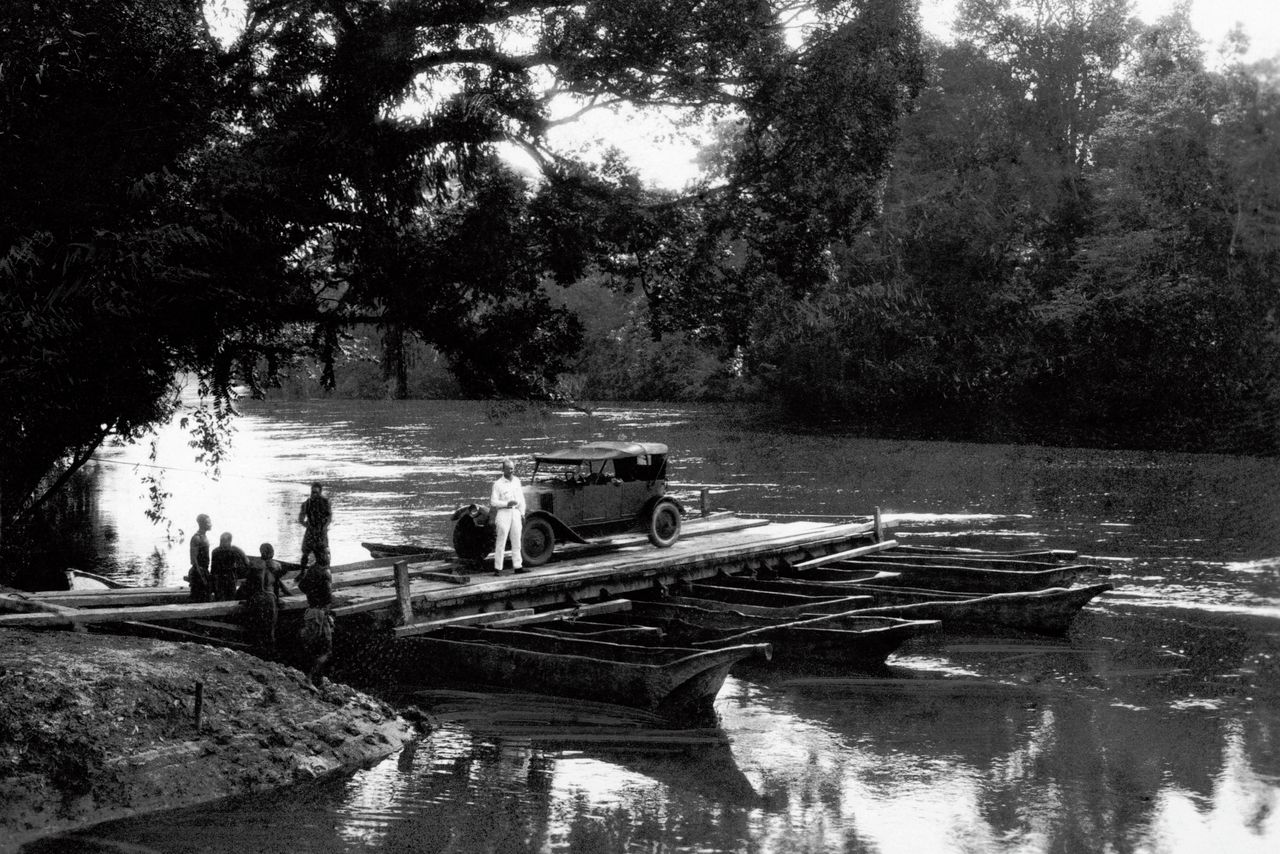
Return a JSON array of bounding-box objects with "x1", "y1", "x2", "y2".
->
[
  {"x1": 850, "y1": 583, "x2": 1114, "y2": 635},
  {"x1": 788, "y1": 561, "x2": 1083, "y2": 593},
  {"x1": 360, "y1": 542, "x2": 453, "y2": 561},
  {"x1": 399, "y1": 626, "x2": 768, "y2": 717},
  {"x1": 579, "y1": 600, "x2": 937, "y2": 668},
  {"x1": 890, "y1": 545, "x2": 1079, "y2": 562},
  {"x1": 841, "y1": 552, "x2": 1091, "y2": 571},
  {"x1": 703, "y1": 574, "x2": 1112, "y2": 635}
]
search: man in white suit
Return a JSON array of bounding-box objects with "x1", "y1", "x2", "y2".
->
[{"x1": 490, "y1": 458, "x2": 526, "y2": 574}]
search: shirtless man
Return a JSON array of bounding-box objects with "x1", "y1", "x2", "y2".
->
[
  {"x1": 297, "y1": 482, "x2": 332, "y2": 573},
  {"x1": 187, "y1": 514, "x2": 213, "y2": 601}
]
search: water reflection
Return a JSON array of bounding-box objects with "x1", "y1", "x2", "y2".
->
[{"x1": 29, "y1": 399, "x2": 1280, "y2": 853}]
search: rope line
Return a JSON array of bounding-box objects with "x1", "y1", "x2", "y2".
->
[
  {"x1": 87, "y1": 456, "x2": 313, "y2": 486},
  {"x1": 85, "y1": 460, "x2": 878, "y2": 515}
]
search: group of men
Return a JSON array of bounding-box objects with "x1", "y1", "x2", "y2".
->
[
  {"x1": 185, "y1": 481, "x2": 334, "y2": 684},
  {"x1": 179, "y1": 460, "x2": 527, "y2": 683}
]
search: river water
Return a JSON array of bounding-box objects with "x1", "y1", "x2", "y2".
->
[{"x1": 29, "y1": 399, "x2": 1280, "y2": 853}]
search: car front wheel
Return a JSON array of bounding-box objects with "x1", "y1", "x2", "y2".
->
[
  {"x1": 521, "y1": 517, "x2": 556, "y2": 566},
  {"x1": 647, "y1": 503, "x2": 681, "y2": 548}
]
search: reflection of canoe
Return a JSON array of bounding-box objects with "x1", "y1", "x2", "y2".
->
[
  {"x1": 405, "y1": 688, "x2": 766, "y2": 805},
  {"x1": 785, "y1": 561, "x2": 1083, "y2": 593},
  {"x1": 707, "y1": 574, "x2": 1113, "y2": 635},
  {"x1": 571, "y1": 599, "x2": 937, "y2": 668},
  {"x1": 400, "y1": 626, "x2": 769, "y2": 718},
  {"x1": 565, "y1": 729, "x2": 764, "y2": 806}
]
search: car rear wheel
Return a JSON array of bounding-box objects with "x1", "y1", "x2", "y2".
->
[
  {"x1": 521, "y1": 517, "x2": 556, "y2": 566},
  {"x1": 647, "y1": 502, "x2": 681, "y2": 548}
]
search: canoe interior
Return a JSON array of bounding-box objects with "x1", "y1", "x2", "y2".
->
[
  {"x1": 662, "y1": 584, "x2": 871, "y2": 616},
  {"x1": 526, "y1": 600, "x2": 937, "y2": 668}
]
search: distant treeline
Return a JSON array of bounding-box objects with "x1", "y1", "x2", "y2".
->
[
  {"x1": 304, "y1": 6, "x2": 1280, "y2": 455},
  {"x1": 739, "y1": 8, "x2": 1280, "y2": 454}
]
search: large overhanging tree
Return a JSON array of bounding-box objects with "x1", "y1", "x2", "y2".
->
[{"x1": 0, "y1": 0, "x2": 922, "y2": 540}]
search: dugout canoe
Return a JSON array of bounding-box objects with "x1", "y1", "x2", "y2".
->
[
  {"x1": 567, "y1": 599, "x2": 937, "y2": 668},
  {"x1": 838, "y1": 552, "x2": 1108, "y2": 573},
  {"x1": 659, "y1": 584, "x2": 873, "y2": 618},
  {"x1": 360, "y1": 542, "x2": 454, "y2": 561},
  {"x1": 889, "y1": 545, "x2": 1079, "y2": 562},
  {"x1": 398, "y1": 625, "x2": 769, "y2": 718},
  {"x1": 784, "y1": 560, "x2": 1084, "y2": 593},
  {"x1": 705, "y1": 573, "x2": 1113, "y2": 635},
  {"x1": 845, "y1": 583, "x2": 1113, "y2": 635}
]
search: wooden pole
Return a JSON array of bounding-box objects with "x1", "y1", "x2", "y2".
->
[
  {"x1": 791, "y1": 539, "x2": 898, "y2": 569},
  {"x1": 873, "y1": 507, "x2": 884, "y2": 542},
  {"x1": 393, "y1": 560, "x2": 414, "y2": 627},
  {"x1": 700, "y1": 488, "x2": 709, "y2": 518},
  {"x1": 193, "y1": 681, "x2": 204, "y2": 732}
]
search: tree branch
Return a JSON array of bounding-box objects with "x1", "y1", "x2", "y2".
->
[{"x1": 17, "y1": 425, "x2": 112, "y2": 525}]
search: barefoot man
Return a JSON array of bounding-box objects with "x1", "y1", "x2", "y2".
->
[{"x1": 187, "y1": 514, "x2": 213, "y2": 601}]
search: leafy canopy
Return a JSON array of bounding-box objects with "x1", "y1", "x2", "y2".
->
[{"x1": 0, "y1": 0, "x2": 924, "y2": 532}]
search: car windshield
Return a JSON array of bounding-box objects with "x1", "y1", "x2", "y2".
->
[{"x1": 532, "y1": 453, "x2": 666, "y2": 483}]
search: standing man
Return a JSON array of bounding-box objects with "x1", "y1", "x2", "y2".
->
[
  {"x1": 297, "y1": 557, "x2": 334, "y2": 687},
  {"x1": 298, "y1": 481, "x2": 331, "y2": 573},
  {"x1": 490, "y1": 458, "x2": 526, "y2": 575},
  {"x1": 187, "y1": 513, "x2": 213, "y2": 601},
  {"x1": 241, "y1": 543, "x2": 288, "y2": 654},
  {"x1": 209, "y1": 532, "x2": 247, "y2": 601}
]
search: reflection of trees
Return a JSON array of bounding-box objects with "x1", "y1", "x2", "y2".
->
[
  {"x1": 35, "y1": 666, "x2": 1277, "y2": 854},
  {"x1": 718, "y1": 635, "x2": 1280, "y2": 854}
]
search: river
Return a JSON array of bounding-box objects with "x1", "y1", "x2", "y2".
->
[{"x1": 27, "y1": 398, "x2": 1280, "y2": 853}]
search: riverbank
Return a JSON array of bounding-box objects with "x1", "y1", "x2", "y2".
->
[{"x1": 0, "y1": 630, "x2": 417, "y2": 853}]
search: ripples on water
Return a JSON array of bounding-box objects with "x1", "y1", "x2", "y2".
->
[{"x1": 31, "y1": 399, "x2": 1280, "y2": 854}]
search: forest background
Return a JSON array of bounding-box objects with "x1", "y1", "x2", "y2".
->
[
  {"x1": 2, "y1": 0, "x2": 1279, "y2": 561},
  {"x1": 290, "y1": 0, "x2": 1280, "y2": 455}
]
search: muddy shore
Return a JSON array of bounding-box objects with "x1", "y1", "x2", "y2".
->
[{"x1": 0, "y1": 630, "x2": 417, "y2": 853}]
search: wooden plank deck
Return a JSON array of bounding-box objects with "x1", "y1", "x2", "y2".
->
[
  {"x1": 347, "y1": 519, "x2": 877, "y2": 626},
  {"x1": 0, "y1": 516, "x2": 878, "y2": 631}
]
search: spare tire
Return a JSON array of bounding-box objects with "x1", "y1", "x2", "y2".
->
[{"x1": 452, "y1": 507, "x2": 495, "y2": 562}]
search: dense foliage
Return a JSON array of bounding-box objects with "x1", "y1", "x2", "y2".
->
[
  {"x1": 0, "y1": 0, "x2": 922, "y2": 541},
  {"x1": 7, "y1": 0, "x2": 1272, "y2": 564},
  {"x1": 737, "y1": 0, "x2": 1280, "y2": 452}
]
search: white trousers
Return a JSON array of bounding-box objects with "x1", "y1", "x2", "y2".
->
[{"x1": 493, "y1": 509, "x2": 523, "y2": 570}]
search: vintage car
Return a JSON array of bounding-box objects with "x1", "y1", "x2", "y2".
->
[{"x1": 451, "y1": 441, "x2": 683, "y2": 567}]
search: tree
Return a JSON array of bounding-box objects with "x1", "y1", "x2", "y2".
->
[
  {"x1": 0, "y1": 0, "x2": 927, "y2": 546},
  {"x1": 747, "y1": 0, "x2": 1280, "y2": 451},
  {"x1": 1047, "y1": 5, "x2": 1280, "y2": 450}
]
